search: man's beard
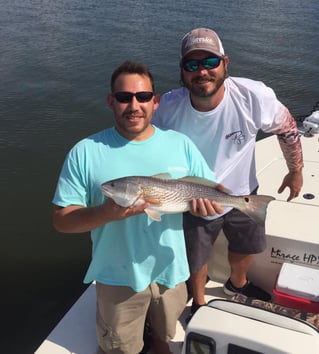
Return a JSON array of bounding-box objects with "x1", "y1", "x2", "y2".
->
[{"x1": 182, "y1": 67, "x2": 228, "y2": 98}]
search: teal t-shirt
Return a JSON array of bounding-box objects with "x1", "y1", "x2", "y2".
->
[{"x1": 53, "y1": 127, "x2": 215, "y2": 292}]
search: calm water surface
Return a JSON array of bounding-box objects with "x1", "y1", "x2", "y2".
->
[{"x1": 1, "y1": 0, "x2": 318, "y2": 352}]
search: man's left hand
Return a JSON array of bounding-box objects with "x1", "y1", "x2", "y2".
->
[
  {"x1": 278, "y1": 170, "x2": 303, "y2": 201},
  {"x1": 190, "y1": 198, "x2": 224, "y2": 217}
]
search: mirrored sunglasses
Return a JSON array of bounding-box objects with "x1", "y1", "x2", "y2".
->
[
  {"x1": 113, "y1": 91, "x2": 154, "y2": 103},
  {"x1": 182, "y1": 57, "x2": 222, "y2": 72}
]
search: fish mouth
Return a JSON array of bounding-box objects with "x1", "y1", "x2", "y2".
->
[{"x1": 101, "y1": 186, "x2": 112, "y2": 198}]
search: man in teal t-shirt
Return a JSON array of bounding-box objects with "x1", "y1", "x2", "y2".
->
[{"x1": 52, "y1": 61, "x2": 222, "y2": 354}]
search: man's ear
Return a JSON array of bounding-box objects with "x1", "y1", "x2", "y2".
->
[
  {"x1": 223, "y1": 55, "x2": 229, "y2": 69},
  {"x1": 153, "y1": 93, "x2": 161, "y2": 109},
  {"x1": 106, "y1": 94, "x2": 114, "y2": 109}
]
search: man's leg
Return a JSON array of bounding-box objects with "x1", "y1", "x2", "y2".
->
[
  {"x1": 223, "y1": 251, "x2": 271, "y2": 300},
  {"x1": 151, "y1": 330, "x2": 172, "y2": 354},
  {"x1": 228, "y1": 251, "x2": 253, "y2": 288},
  {"x1": 223, "y1": 209, "x2": 271, "y2": 301},
  {"x1": 96, "y1": 282, "x2": 150, "y2": 354},
  {"x1": 148, "y1": 282, "x2": 187, "y2": 354},
  {"x1": 183, "y1": 212, "x2": 223, "y2": 319},
  {"x1": 187, "y1": 263, "x2": 208, "y2": 306}
]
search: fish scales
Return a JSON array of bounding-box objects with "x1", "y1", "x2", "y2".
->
[
  {"x1": 138, "y1": 176, "x2": 207, "y2": 211},
  {"x1": 101, "y1": 175, "x2": 275, "y2": 224},
  {"x1": 138, "y1": 176, "x2": 239, "y2": 209}
]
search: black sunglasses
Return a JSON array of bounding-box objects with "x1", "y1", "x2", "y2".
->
[
  {"x1": 182, "y1": 57, "x2": 222, "y2": 72},
  {"x1": 113, "y1": 91, "x2": 154, "y2": 103}
]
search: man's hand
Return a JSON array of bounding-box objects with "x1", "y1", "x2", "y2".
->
[
  {"x1": 190, "y1": 198, "x2": 224, "y2": 217},
  {"x1": 278, "y1": 170, "x2": 303, "y2": 201},
  {"x1": 103, "y1": 198, "x2": 150, "y2": 220},
  {"x1": 190, "y1": 183, "x2": 225, "y2": 217}
]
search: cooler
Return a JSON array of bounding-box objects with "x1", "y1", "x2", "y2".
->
[{"x1": 273, "y1": 262, "x2": 319, "y2": 313}]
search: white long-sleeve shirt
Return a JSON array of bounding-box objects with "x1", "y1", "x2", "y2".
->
[{"x1": 153, "y1": 77, "x2": 303, "y2": 196}]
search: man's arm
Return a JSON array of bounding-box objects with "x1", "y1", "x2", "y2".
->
[
  {"x1": 275, "y1": 111, "x2": 304, "y2": 201},
  {"x1": 52, "y1": 199, "x2": 150, "y2": 233}
]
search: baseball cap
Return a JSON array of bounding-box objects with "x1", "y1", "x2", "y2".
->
[{"x1": 181, "y1": 28, "x2": 225, "y2": 59}]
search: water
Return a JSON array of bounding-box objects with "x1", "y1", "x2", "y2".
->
[{"x1": 1, "y1": 0, "x2": 318, "y2": 352}]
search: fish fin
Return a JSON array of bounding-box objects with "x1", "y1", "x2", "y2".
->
[
  {"x1": 152, "y1": 173, "x2": 172, "y2": 179},
  {"x1": 144, "y1": 198, "x2": 162, "y2": 205},
  {"x1": 179, "y1": 176, "x2": 232, "y2": 194},
  {"x1": 144, "y1": 208, "x2": 162, "y2": 221}
]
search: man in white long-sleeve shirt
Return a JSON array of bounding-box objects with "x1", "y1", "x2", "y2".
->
[{"x1": 153, "y1": 27, "x2": 303, "y2": 320}]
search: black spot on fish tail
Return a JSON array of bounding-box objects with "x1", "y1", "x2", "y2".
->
[{"x1": 240, "y1": 195, "x2": 275, "y2": 226}]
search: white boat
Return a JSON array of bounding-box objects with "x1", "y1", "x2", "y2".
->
[{"x1": 35, "y1": 110, "x2": 319, "y2": 354}]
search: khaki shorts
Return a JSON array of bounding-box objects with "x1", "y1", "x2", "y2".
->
[{"x1": 96, "y1": 282, "x2": 187, "y2": 354}]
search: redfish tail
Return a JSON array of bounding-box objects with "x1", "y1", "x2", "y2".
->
[{"x1": 240, "y1": 195, "x2": 275, "y2": 226}]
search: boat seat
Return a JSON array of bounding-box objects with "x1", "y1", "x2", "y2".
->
[{"x1": 208, "y1": 299, "x2": 318, "y2": 335}]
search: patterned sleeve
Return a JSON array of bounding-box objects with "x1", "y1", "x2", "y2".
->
[{"x1": 268, "y1": 108, "x2": 304, "y2": 172}]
